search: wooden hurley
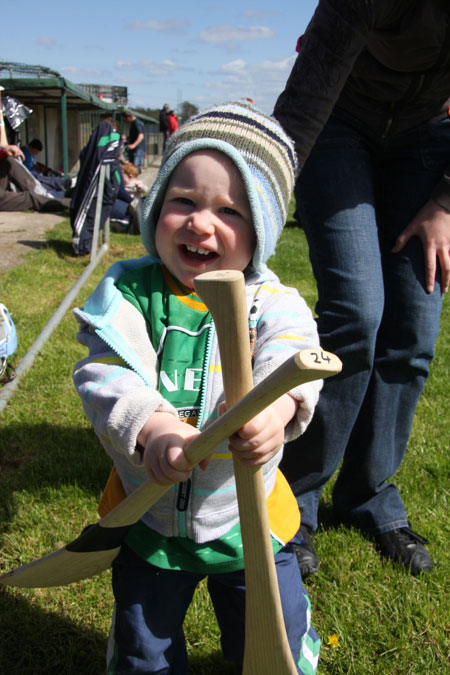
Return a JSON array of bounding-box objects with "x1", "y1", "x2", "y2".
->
[
  {"x1": 194, "y1": 270, "x2": 341, "y2": 675},
  {"x1": 0, "y1": 271, "x2": 341, "y2": 675}
]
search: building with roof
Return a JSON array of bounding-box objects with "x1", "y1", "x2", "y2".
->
[{"x1": 0, "y1": 62, "x2": 160, "y2": 175}]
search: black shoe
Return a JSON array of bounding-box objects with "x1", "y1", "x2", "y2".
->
[
  {"x1": 293, "y1": 525, "x2": 319, "y2": 578},
  {"x1": 374, "y1": 526, "x2": 433, "y2": 575},
  {"x1": 39, "y1": 197, "x2": 70, "y2": 212}
]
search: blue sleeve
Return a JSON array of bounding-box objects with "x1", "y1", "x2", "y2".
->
[
  {"x1": 22, "y1": 147, "x2": 33, "y2": 171},
  {"x1": 137, "y1": 118, "x2": 145, "y2": 135}
]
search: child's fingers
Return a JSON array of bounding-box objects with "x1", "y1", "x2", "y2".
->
[
  {"x1": 229, "y1": 431, "x2": 283, "y2": 465},
  {"x1": 167, "y1": 445, "x2": 193, "y2": 474},
  {"x1": 199, "y1": 454, "x2": 212, "y2": 471},
  {"x1": 228, "y1": 406, "x2": 285, "y2": 466},
  {"x1": 231, "y1": 442, "x2": 280, "y2": 466},
  {"x1": 144, "y1": 435, "x2": 194, "y2": 485},
  {"x1": 149, "y1": 452, "x2": 191, "y2": 485},
  {"x1": 217, "y1": 400, "x2": 227, "y2": 417}
]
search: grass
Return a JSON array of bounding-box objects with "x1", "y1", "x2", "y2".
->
[{"x1": 0, "y1": 214, "x2": 449, "y2": 674}]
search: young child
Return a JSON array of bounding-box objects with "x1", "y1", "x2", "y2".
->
[{"x1": 73, "y1": 101, "x2": 322, "y2": 674}]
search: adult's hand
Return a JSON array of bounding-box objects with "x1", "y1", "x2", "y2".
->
[{"x1": 392, "y1": 199, "x2": 450, "y2": 294}]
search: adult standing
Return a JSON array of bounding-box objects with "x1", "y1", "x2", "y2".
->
[
  {"x1": 167, "y1": 109, "x2": 179, "y2": 136},
  {"x1": 159, "y1": 103, "x2": 170, "y2": 151},
  {"x1": 124, "y1": 111, "x2": 145, "y2": 173},
  {"x1": 274, "y1": 0, "x2": 450, "y2": 576}
]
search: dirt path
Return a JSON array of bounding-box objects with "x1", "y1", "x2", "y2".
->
[{"x1": 0, "y1": 211, "x2": 67, "y2": 274}]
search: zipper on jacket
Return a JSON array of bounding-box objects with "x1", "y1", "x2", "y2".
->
[
  {"x1": 176, "y1": 320, "x2": 214, "y2": 537},
  {"x1": 196, "y1": 321, "x2": 215, "y2": 430}
]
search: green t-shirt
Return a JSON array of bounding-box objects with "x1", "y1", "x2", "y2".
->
[{"x1": 117, "y1": 263, "x2": 283, "y2": 573}]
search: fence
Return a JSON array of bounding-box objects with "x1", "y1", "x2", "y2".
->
[{"x1": 0, "y1": 164, "x2": 111, "y2": 414}]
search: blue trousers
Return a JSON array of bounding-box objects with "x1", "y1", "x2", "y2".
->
[
  {"x1": 128, "y1": 147, "x2": 145, "y2": 173},
  {"x1": 107, "y1": 544, "x2": 320, "y2": 674},
  {"x1": 281, "y1": 109, "x2": 448, "y2": 535}
]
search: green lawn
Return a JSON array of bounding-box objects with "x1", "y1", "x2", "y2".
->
[{"x1": 0, "y1": 217, "x2": 448, "y2": 674}]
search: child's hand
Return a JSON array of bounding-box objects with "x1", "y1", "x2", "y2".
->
[
  {"x1": 221, "y1": 393, "x2": 298, "y2": 466},
  {"x1": 138, "y1": 413, "x2": 200, "y2": 485}
]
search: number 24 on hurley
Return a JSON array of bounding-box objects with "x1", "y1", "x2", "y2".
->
[{"x1": 310, "y1": 350, "x2": 331, "y2": 364}]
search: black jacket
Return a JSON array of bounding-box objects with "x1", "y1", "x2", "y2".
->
[
  {"x1": 274, "y1": 0, "x2": 450, "y2": 207},
  {"x1": 70, "y1": 121, "x2": 121, "y2": 255}
]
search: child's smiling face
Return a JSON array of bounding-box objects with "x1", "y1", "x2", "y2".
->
[{"x1": 155, "y1": 149, "x2": 255, "y2": 289}]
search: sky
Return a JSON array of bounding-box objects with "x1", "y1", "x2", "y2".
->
[{"x1": 1, "y1": 0, "x2": 319, "y2": 115}]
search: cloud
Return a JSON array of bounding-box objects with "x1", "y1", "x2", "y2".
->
[
  {"x1": 60, "y1": 65, "x2": 111, "y2": 78},
  {"x1": 202, "y1": 53, "x2": 296, "y2": 113},
  {"x1": 115, "y1": 59, "x2": 190, "y2": 77},
  {"x1": 141, "y1": 59, "x2": 181, "y2": 76},
  {"x1": 115, "y1": 60, "x2": 136, "y2": 72},
  {"x1": 240, "y1": 9, "x2": 279, "y2": 18},
  {"x1": 220, "y1": 59, "x2": 247, "y2": 73},
  {"x1": 198, "y1": 24, "x2": 273, "y2": 44},
  {"x1": 217, "y1": 55, "x2": 294, "y2": 80},
  {"x1": 126, "y1": 19, "x2": 189, "y2": 34},
  {"x1": 36, "y1": 36, "x2": 56, "y2": 47},
  {"x1": 260, "y1": 55, "x2": 297, "y2": 71}
]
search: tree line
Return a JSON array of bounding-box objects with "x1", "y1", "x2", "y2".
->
[{"x1": 135, "y1": 101, "x2": 199, "y2": 126}]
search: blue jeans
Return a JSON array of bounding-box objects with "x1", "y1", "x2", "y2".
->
[
  {"x1": 281, "y1": 110, "x2": 448, "y2": 535},
  {"x1": 128, "y1": 146, "x2": 145, "y2": 173},
  {"x1": 107, "y1": 544, "x2": 320, "y2": 674}
]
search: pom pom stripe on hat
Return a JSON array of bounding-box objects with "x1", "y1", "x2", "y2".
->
[{"x1": 141, "y1": 101, "x2": 298, "y2": 273}]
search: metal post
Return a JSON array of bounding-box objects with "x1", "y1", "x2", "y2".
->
[
  {"x1": 43, "y1": 106, "x2": 49, "y2": 168},
  {"x1": 0, "y1": 242, "x2": 109, "y2": 415},
  {"x1": 90, "y1": 163, "x2": 110, "y2": 263},
  {"x1": 60, "y1": 85, "x2": 69, "y2": 177}
]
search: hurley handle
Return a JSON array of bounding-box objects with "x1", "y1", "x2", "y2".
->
[{"x1": 194, "y1": 270, "x2": 340, "y2": 674}]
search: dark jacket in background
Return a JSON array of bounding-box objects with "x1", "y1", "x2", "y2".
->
[
  {"x1": 159, "y1": 108, "x2": 169, "y2": 133},
  {"x1": 70, "y1": 121, "x2": 121, "y2": 255}
]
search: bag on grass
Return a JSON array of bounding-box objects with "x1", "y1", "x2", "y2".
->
[{"x1": 0, "y1": 303, "x2": 17, "y2": 384}]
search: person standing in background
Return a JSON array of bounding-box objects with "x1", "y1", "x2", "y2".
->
[
  {"x1": 159, "y1": 103, "x2": 170, "y2": 151},
  {"x1": 167, "y1": 109, "x2": 179, "y2": 136},
  {"x1": 124, "y1": 111, "x2": 145, "y2": 173}
]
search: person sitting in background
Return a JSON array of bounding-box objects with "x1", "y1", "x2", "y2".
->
[
  {"x1": 21, "y1": 138, "x2": 71, "y2": 198},
  {"x1": 121, "y1": 161, "x2": 148, "y2": 197},
  {"x1": 0, "y1": 143, "x2": 69, "y2": 212},
  {"x1": 110, "y1": 162, "x2": 148, "y2": 234},
  {"x1": 21, "y1": 138, "x2": 42, "y2": 172}
]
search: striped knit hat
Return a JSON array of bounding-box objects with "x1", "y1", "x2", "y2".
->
[{"x1": 141, "y1": 101, "x2": 298, "y2": 273}]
